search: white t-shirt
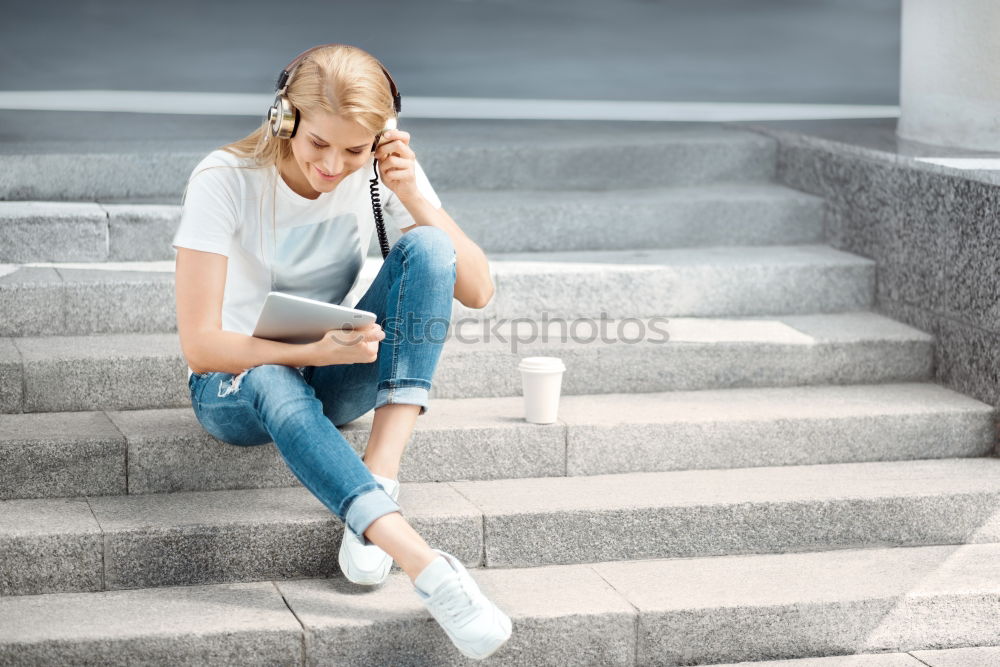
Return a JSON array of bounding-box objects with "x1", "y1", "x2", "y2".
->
[{"x1": 171, "y1": 147, "x2": 443, "y2": 378}]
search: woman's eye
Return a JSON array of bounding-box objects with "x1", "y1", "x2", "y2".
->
[{"x1": 312, "y1": 141, "x2": 362, "y2": 155}]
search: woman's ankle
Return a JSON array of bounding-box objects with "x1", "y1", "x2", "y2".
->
[
  {"x1": 362, "y1": 456, "x2": 399, "y2": 480},
  {"x1": 406, "y1": 549, "x2": 440, "y2": 583},
  {"x1": 362, "y1": 512, "x2": 437, "y2": 579}
]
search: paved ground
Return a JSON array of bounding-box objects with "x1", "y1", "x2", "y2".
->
[{"x1": 1, "y1": 0, "x2": 900, "y2": 145}]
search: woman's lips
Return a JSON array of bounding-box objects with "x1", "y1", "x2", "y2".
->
[{"x1": 314, "y1": 166, "x2": 342, "y2": 180}]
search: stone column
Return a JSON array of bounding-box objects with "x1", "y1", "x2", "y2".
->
[{"x1": 897, "y1": 0, "x2": 1000, "y2": 151}]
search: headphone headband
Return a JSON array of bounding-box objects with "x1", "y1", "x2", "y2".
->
[{"x1": 275, "y1": 43, "x2": 401, "y2": 113}]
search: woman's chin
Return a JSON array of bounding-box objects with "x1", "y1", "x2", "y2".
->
[{"x1": 308, "y1": 176, "x2": 336, "y2": 193}]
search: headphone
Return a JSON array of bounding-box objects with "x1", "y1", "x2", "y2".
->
[
  {"x1": 266, "y1": 43, "x2": 402, "y2": 143},
  {"x1": 265, "y1": 44, "x2": 402, "y2": 258}
]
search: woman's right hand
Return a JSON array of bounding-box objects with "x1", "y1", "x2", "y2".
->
[{"x1": 308, "y1": 322, "x2": 385, "y2": 366}]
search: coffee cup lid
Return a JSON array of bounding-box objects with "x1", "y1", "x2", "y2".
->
[{"x1": 518, "y1": 356, "x2": 565, "y2": 372}]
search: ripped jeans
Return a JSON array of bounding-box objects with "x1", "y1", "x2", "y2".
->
[{"x1": 187, "y1": 225, "x2": 457, "y2": 546}]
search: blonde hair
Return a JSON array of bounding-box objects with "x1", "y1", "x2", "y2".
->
[{"x1": 181, "y1": 43, "x2": 397, "y2": 204}]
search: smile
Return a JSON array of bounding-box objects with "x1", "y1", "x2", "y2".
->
[{"x1": 315, "y1": 166, "x2": 342, "y2": 180}]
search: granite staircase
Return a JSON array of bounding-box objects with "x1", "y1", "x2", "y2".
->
[{"x1": 0, "y1": 121, "x2": 997, "y2": 666}]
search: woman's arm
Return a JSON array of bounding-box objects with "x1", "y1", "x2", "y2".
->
[
  {"x1": 175, "y1": 247, "x2": 325, "y2": 374},
  {"x1": 397, "y1": 200, "x2": 494, "y2": 309},
  {"x1": 374, "y1": 129, "x2": 493, "y2": 309}
]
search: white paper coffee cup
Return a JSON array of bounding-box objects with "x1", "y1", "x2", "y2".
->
[{"x1": 517, "y1": 356, "x2": 566, "y2": 424}]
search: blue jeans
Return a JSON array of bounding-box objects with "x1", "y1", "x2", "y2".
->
[{"x1": 187, "y1": 226, "x2": 457, "y2": 546}]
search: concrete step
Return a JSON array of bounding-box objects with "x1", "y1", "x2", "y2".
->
[
  {"x1": 0, "y1": 184, "x2": 824, "y2": 263},
  {"x1": 0, "y1": 311, "x2": 933, "y2": 413},
  {"x1": 0, "y1": 124, "x2": 776, "y2": 200},
  {"x1": 3, "y1": 543, "x2": 1000, "y2": 665},
  {"x1": 0, "y1": 383, "x2": 992, "y2": 500},
  {"x1": 440, "y1": 183, "x2": 825, "y2": 254},
  {"x1": 1, "y1": 245, "x2": 875, "y2": 336},
  {"x1": 4, "y1": 457, "x2": 1000, "y2": 597}
]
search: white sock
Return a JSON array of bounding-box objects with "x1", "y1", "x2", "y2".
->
[
  {"x1": 414, "y1": 554, "x2": 454, "y2": 596},
  {"x1": 371, "y1": 472, "x2": 399, "y2": 497}
]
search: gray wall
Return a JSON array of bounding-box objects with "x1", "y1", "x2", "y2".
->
[{"x1": 773, "y1": 135, "x2": 1000, "y2": 418}]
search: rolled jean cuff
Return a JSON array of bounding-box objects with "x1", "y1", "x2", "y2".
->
[
  {"x1": 375, "y1": 382, "x2": 430, "y2": 415},
  {"x1": 344, "y1": 484, "x2": 402, "y2": 546}
]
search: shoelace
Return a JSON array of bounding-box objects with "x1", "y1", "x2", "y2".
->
[{"x1": 432, "y1": 573, "x2": 481, "y2": 627}]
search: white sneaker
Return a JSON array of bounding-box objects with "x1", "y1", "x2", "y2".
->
[
  {"x1": 338, "y1": 472, "x2": 400, "y2": 586},
  {"x1": 413, "y1": 549, "x2": 513, "y2": 660}
]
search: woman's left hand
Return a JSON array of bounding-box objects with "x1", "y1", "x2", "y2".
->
[{"x1": 374, "y1": 130, "x2": 421, "y2": 202}]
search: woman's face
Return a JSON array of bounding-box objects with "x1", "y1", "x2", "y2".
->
[{"x1": 282, "y1": 112, "x2": 376, "y2": 199}]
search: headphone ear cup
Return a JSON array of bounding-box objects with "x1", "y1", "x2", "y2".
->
[
  {"x1": 370, "y1": 116, "x2": 397, "y2": 152},
  {"x1": 267, "y1": 94, "x2": 298, "y2": 139}
]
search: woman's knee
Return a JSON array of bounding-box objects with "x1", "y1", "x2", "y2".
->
[{"x1": 398, "y1": 226, "x2": 456, "y2": 279}]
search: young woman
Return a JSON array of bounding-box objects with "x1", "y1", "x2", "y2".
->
[{"x1": 172, "y1": 43, "x2": 511, "y2": 660}]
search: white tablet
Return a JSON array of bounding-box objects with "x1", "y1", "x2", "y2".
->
[{"x1": 252, "y1": 291, "x2": 377, "y2": 344}]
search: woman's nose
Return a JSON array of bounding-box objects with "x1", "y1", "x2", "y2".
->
[{"x1": 320, "y1": 161, "x2": 343, "y2": 175}]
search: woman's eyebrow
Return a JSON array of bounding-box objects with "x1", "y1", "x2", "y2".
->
[{"x1": 308, "y1": 131, "x2": 369, "y2": 150}]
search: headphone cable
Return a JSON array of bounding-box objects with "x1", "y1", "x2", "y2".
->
[{"x1": 369, "y1": 157, "x2": 391, "y2": 259}]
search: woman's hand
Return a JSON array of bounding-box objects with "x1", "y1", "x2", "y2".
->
[
  {"x1": 307, "y1": 322, "x2": 385, "y2": 366},
  {"x1": 374, "y1": 130, "x2": 421, "y2": 202}
]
